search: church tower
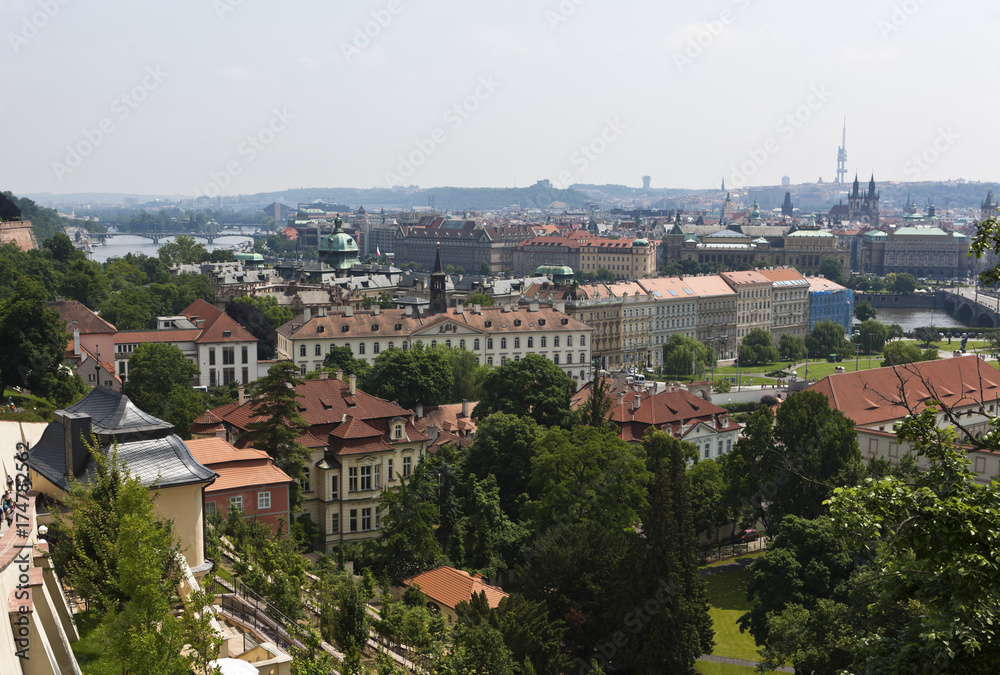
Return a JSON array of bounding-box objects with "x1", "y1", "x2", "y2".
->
[
  {"x1": 848, "y1": 174, "x2": 862, "y2": 218},
  {"x1": 982, "y1": 190, "x2": 997, "y2": 221},
  {"x1": 429, "y1": 243, "x2": 448, "y2": 314}
]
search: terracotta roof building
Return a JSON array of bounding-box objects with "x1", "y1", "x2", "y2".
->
[
  {"x1": 572, "y1": 379, "x2": 741, "y2": 459},
  {"x1": 721, "y1": 270, "x2": 773, "y2": 340},
  {"x1": 187, "y1": 438, "x2": 293, "y2": 532},
  {"x1": 114, "y1": 298, "x2": 259, "y2": 389},
  {"x1": 276, "y1": 303, "x2": 595, "y2": 385},
  {"x1": 401, "y1": 566, "x2": 508, "y2": 623},
  {"x1": 50, "y1": 299, "x2": 119, "y2": 377},
  {"x1": 209, "y1": 372, "x2": 429, "y2": 551},
  {"x1": 757, "y1": 267, "x2": 810, "y2": 340},
  {"x1": 414, "y1": 401, "x2": 478, "y2": 450}
]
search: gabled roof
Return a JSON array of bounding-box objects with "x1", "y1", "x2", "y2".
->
[
  {"x1": 50, "y1": 299, "x2": 118, "y2": 335},
  {"x1": 806, "y1": 356, "x2": 1000, "y2": 427},
  {"x1": 403, "y1": 567, "x2": 508, "y2": 611},
  {"x1": 187, "y1": 438, "x2": 292, "y2": 493},
  {"x1": 182, "y1": 299, "x2": 257, "y2": 344}
]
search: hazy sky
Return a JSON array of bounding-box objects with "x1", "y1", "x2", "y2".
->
[{"x1": 3, "y1": 0, "x2": 996, "y2": 197}]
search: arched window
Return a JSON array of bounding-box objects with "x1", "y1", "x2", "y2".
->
[
  {"x1": 474, "y1": 338, "x2": 480, "y2": 350},
  {"x1": 373, "y1": 342, "x2": 380, "y2": 354},
  {"x1": 501, "y1": 338, "x2": 507, "y2": 349},
  {"x1": 514, "y1": 337, "x2": 520, "y2": 349}
]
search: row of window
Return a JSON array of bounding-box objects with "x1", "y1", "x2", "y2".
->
[
  {"x1": 205, "y1": 490, "x2": 271, "y2": 516},
  {"x1": 331, "y1": 507, "x2": 380, "y2": 533},
  {"x1": 208, "y1": 367, "x2": 249, "y2": 386},
  {"x1": 298, "y1": 334, "x2": 588, "y2": 358},
  {"x1": 209, "y1": 346, "x2": 250, "y2": 366},
  {"x1": 300, "y1": 457, "x2": 413, "y2": 495}
]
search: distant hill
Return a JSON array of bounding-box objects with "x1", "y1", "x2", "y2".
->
[{"x1": 2, "y1": 191, "x2": 92, "y2": 243}]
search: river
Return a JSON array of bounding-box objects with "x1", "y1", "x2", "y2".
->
[
  {"x1": 88, "y1": 233, "x2": 255, "y2": 264},
  {"x1": 855, "y1": 307, "x2": 970, "y2": 333}
]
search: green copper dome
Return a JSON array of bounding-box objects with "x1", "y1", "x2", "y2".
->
[
  {"x1": 632, "y1": 238, "x2": 649, "y2": 246},
  {"x1": 318, "y1": 215, "x2": 360, "y2": 270}
]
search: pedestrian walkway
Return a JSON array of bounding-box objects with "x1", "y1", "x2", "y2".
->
[{"x1": 697, "y1": 654, "x2": 793, "y2": 673}]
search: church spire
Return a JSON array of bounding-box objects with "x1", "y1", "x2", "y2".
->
[{"x1": 433, "y1": 242, "x2": 443, "y2": 274}]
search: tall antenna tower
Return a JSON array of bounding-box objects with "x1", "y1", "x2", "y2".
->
[{"x1": 836, "y1": 117, "x2": 847, "y2": 185}]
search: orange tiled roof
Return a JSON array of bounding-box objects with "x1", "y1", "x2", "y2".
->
[
  {"x1": 51, "y1": 299, "x2": 118, "y2": 334},
  {"x1": 182, "y1": 299, "x2": 257, "y2": 344},
  {"x1": 404, "y1": 567, "x2": 508, "y2": 611},
  {"x1": 186, "y1": 437, "x2": 270, "y2": 465},
  {"x1": 806, "y1": 355, "x2": 1000, "y2": 427},
  {"x1": 204, "y1": 459, "x2": 292, "y2": 493}
]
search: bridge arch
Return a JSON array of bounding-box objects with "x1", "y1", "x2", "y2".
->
[
  {"x1": 956, "y1": 303, "x2": 974, "y2": 325},
  {"x1": 976, "y1": 311, "x2": 998, "y2": 328}
]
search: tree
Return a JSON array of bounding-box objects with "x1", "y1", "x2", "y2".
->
[
  {"x1": 805, "y1": 320, "x2": 855, "y2": 359},
  {"x1": 101, "y1": 287, "x2": 155, "y2": 330},
  {"x1": 855, "y1": 319, "x2": 891, "y2": 355},
  {"x1": 662, "y1": 334, "x2": 714, "y2": 380},
  {"x1": 913, "y1": 325, "x2": 939, "y2": 347},
  {"x1": 122, "y1": 343, "x2": 202, "y2": 436},
  {"x1": 362, "y1": 291, "x2": 395, "y2": 309},
  {"x1": 526, "y1": 425, "x2": 651, "y2": 533},
  {"x1": 616, "y1": 430, "x2": 714, "y2": 672},
  {"x1": 50, "y1": 443, "x2": 199, "y2": 674},
  {"x1": 738, "y1": 328, "x2": 779, "y2": 367},
  {"x1": 890, "y1": 272, "x2": 917, "y2": 294},
  {"x1": 818, "y1": 258, "x2": 845, "y2": 284},
  {"x1": 322, "y1": 344, "x2": 371, "y2": 379},
  {"x1": 577, "y1": 376, "x2": 614, "y2": 432},
  {"x1": 158, "y1": 235, "x2": 209, "y2": 265},
  {"x1": 361, "y1": 342, "x2": 453, "y2": 410},
  {"x1": 466, "y1": 413, "x2": 544, "y2": 520},
  {"x1": 241, "y1": 362, "x2": 310, "y2": 504},
  {"x1": 463, "y1": 292, "x2": 496, "y2": 307},
  {"x1": 374, "y1": 465, "x2": 442, "y2": 583},
  {"x1": 778, "y1": 334, "x2": 807, "y2": 361},
  {"x1": 854, "y1": 300, "x2": 878, "y2": 322},
  {"x1": 739, "y1": 515, "x2": 857, "y2": 673},
  {"x1": 44, "y1": 231, "x2": 86, "y2": 265},
  {"x1": 230, "y1": 295, "x2": 292, "y2": 329},
  {"x1": 456, "y1": 593, "x2": 569, "y2": 674},
  {"x1": 687, "y1": 458, "x2": 728, "y2": 540},
  {"x1": 225, "y1": 298, "x2": 277, "y2": 359},
  {"x1": 828, "y1": 404, "x2": 1000, "y2": 672},
  {"x1": 713, "y1": 378, "x2": 731, "y2": 394},
  {"x1": 881, "y1": 341, "x2": 939, "y2": 367},
  {"x1": 478, "y1": 260, "x2": 491, "y2": 276},
  {"x1": 474, "y1": 354, "x2": 576, "y2": 429},
  {"x1": 0, "y1": 276, "x2": 70, "y2": 397},
  {"x1": 445, "y1": 346, "x2": 489, "y2": 403}
]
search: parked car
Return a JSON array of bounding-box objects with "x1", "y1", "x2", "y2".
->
[{"x1": 733, "y1": 528, "x2": 759, "y2": 544}]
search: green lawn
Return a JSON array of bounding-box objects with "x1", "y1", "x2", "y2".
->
[
  {"x1": 695, "y1": 663, "x2": 766, "y2": 675},
  {"x1": 70, "y1": 611, "x2": 120, "y2": 675},
  {"x1": 793, "y1": 359, "x2": 883, "y2": 379},
  {"x1": 702, "y1": 551, "x2": 764, "y2": 569},
  {"x1": 704, "y1": 568, "x2": 760, "y2": 662},
  {"x1": 713, "y1": 362, "x2": 786, "y2": 376}
]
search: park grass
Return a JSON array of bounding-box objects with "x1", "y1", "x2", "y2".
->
[
  {"x1": 70, "y1": 611, "x2": 120, "y2": 675},
  {"x1": 695, "y1": 663, "x2": 773, "y2": 675},
  {"x1": 704, "y1": 567, "x2": 761, "y2": 663},
  {"x1": 702, "y1": 550, "x2": 764, "y2": 569},
  {"x1": 713, "y1": 362, "x2": 786, "y2": 376}
]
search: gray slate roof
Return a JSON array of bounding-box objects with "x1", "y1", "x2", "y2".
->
[{"x1": 27, "y1": 388, "x2": 215, "y2": 492}]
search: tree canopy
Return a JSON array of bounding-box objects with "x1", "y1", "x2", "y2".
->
[
  {"x1": 361, "y1": 342, "x2": 453, "y2": 410},
  {"x1": 121, "y1": 343, "x2": 202, "y2": 437},
  {"x1": 738, "y1": 328, "x2": 779, "y2": 367},
  {"x1": 854, "y1": 299, "x2": 878, "y2": 322},
  {"x1": 662, "y1": 334, "x2": 714, "y2": 379},
  {"x1": 805, "y1": 320, "x2": 855, "y2": 359},
  {"x1": 474, "y1": 354, "x2": 576, "y2": 429}
]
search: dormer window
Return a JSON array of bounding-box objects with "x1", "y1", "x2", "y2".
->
[
  {"x1": 223, "y1": 330, "x2": 231, "y2": 337},
  {"x1": 485, "y1": 320, "x2": 492, "y2": 328},
  {"x1": 371, "y1": 324, "x2": 380, "y2": 331},
  {"x1": 538, "y1": 319, "x2": 546, "y2": 326},
  {"x1": 514, "y1": 319, "x2": 522, "y2": 326},
  {"x1": 342, "y1": 325, "x2": 350, "y2": 332},
  {"x1": 394, "y1": 323, "x2": 402, "y2": 330},
  {"x1": 318, "y1": 325, "x2": 325, "y2": 333},
  {"x1": 394, "y1": 424, "x2": 403, "y2": 439}
]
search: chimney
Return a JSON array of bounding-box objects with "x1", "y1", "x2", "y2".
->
[
  {"x1": 304, "y1": 307, "x2": 312, "y2": 322},
  {"x1": 405, "y1": 306, "x2": 413, "y2": 316},
  {"x1": 415, "y1": 401, "x2": 424, "y2": 419},
  {"x1": 335, "y1": 369, "x2": 344, "y2": 381},
  {"x1": 616, "y1": 392, "x2": 625, "y2": 407},
  {"x1": 344, "y1": 306, "x2": 353, "y2": 317},
  {"x1": 529, "y1": 302, "x2": 539, "y2": 312},
  {"x1": 237, "y1": 386, "x2": 245, "y2": 403},
  {"x1": 349, "y1": 373, "x2": 357, "y2": 395},
  {"x1": 474, "y1": 304, "x2": 481, "y2": 314},
  {"x1": 73, "y1": 326, "x2": 81, "y2": 357},
  {"x1": 427, "y1": 424, "x2": 440, "y2": 444},
  {"x1": 554, "y1": 300, "x2": 566, "y2": 313},
  {"x1": 58, "y1": 411, "x2": 91, "y2": 482},
  {"x1": 462, "y1": 399, "x2": 469, "y2": 417},
  {"x1": 319, "y1": 306, "x2": 327, "y2": 317},
  {"x1": 456, "y1": 304, "x2": 464, "y2": 314},
  {"x1": 373, "y1": 305, "x2": 380, "y2": 315},
  {"x1": 633, "y1": 394, "x2": 641, "y2": 410},
  {"x1": 319, "y1": 371, "x2": 329, "y2": 380}
]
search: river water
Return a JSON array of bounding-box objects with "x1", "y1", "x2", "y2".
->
[
  {"x1": 855, "y1": 307, "x2": 970, "y2": 333},
  {"x1": 88, "y1": 234, "x2": 255, "y2": 263}
]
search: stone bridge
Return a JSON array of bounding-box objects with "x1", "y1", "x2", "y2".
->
[
  {"x1": 937, "y1": 289, "x2": 1000, "y2": 328},
  {"x1": 99, "y1": 231, "x2": 266, "y2": 245}
]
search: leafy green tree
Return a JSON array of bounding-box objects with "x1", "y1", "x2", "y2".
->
[
  {"x1": 59, "y1": 258, "x2": 111, "y2": 309},
  {"x1": 855, "y1": 319, "x2": 891, "y2": 355},
  {"x1": 687, "y1": 458, "x2": 728, "y2": 540},
  {"x1": 739, "y1": 515, "x2": 857, "y2": 672},
  {"x1": 890, "y1": 272, "x2": 917, "y2": 294},
  {"x1": 241, "y1": 362, "x2": 310, "y2": 505},
  {"x1": 466, "y1": 413, "x2": 544, "y2": 520},
  {"x1": 595, "y1": 267, "x2": 614, "y2": 283},
  {"x1": 445, "y1": 346, "x2": 489, "y2": 403},
  {"x1": 44, "y1": 231, "x2": 86, "y2": 264},
  {"x1": 330, "y1": 576, "x2": 370, "y2": 657},
  {"x1": 881, "y1": 341, "x2": 940, "y2": 367},
  {"x1": 577, "y1": 376, "x2": 614, "y2": 432},
  {"x1": 738, "y1": 328, "x2": 779, "y2": 367},
  {"x1": 0, "y1": 276, "x2": 69, "y2": 396},
  {"x1": 526, "y1": 425, "x2": 651, "y2": 533},
  {"x1": 158, "y1": 235, "x2": 210, "y2": 265},
  {"x1": 805, "y1": 320, "x2": 855, "y2": 359},
  {"x1": 121, "y1": 343, "x2": 202, "y2": 436},
  {"x1": 361, "y1": 291, "x2": 395, "y2": 309},
  {"x1": 818, "y1": 258, "x2": 845, "y2": 284},
  {"x1": 463, "y1": 292, "x2": 496, "y2": 307},
  {"x1": 617, "y1": 430, "x2": 714, "y2": 672},
  {"x1": 374, "y1": 465, "x2": 442, "y2": 583},
  {"x1": 224, "y1": 298, "x2": 276, "y2": 359},
  {"x1": 322, "y1": 344, "x2": 372, "y2": 379},
  {"x1": 230, "y1": 295, "x2": 292, "y2": 329},
  {"x1": 854, "y1": 300, "x2": 878, "y2": 322},
  {"x1": 101, "y1": 286, "x2": 155, "y2": 330},
  {"x1": 713, "y1": 378, "x2": 731, "y2": 394},
  {"x1": 662, "y1": 334, "x2": 714, "y2": 379},
  {"x1": 778, "y1": 334, "x2": 807, "y2": 361},
  {"x1": 474, "y1": 354, "x2": 576, "y2": 429},
  {"x1": 361, "y1": 342, "x2": 452, "y2": 409},
  {"x1": 452, "y1": 621, "x2": 516, "y2": 674},
  {"x1": 722, "y1": 405, "x2": 776, "y2": 533},
  {"x1": 913, "y1": 325, "x2": 939, "y2": 347},
  {"x1": 478, "y1": 261, "x2": 491, "y2": 276}
]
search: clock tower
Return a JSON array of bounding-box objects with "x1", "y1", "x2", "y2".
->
[{"x1": 429, "y1": 242, "x2": 448, "y2": 314}]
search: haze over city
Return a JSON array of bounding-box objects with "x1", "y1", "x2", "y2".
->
[{"x1": 3, "y1": 0, "x2": 996, "y2": 197}]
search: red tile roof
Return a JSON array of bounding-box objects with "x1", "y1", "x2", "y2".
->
[
  {"x1": 115, "y1": 329, "x2": 203, "y2": 344},
  {"x1": 186, "y1": 437, "x2": 269, "y2": 465},
  {"x1": 51, "y1": 299, "x2": 118, "y2": 334},
  {"x1": 187, "y1": 438, "x2": 292, "y2": 493},
  {"x1": 182, "y1": 299, "x2": 257, "y2": 344},
  {"x1": 806, "y1": 355, "x2": 1000, "y2": 427},
  {"x1": 404, "y1": 567, "x2": 508, "y2": 611}
]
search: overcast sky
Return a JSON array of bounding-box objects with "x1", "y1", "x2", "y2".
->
[{"x1": 2, "y1": 0, "x2": 995, "y2": 197}]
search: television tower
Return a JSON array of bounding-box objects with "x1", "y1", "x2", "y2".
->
[{"x1": 836, "y1": 117, "x2": 847, "y2": 185}]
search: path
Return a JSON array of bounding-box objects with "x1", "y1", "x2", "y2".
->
[{"x1": 697, "y1": 654, "x2": 793, "y2": 673}]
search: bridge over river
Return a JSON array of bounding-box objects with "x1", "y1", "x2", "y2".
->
[
  {"x1": 98, "y1": 231, "x2": 267, "y2": 245},
  {"x1": 856, "y1": 289, "x2": 1000, "y2": 328}
]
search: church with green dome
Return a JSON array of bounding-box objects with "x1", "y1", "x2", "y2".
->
[{"x1": 318, "y1": 215, "x2": 360, "y2": 272}]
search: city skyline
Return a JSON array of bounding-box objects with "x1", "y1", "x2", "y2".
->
[{"x1": 2, "y1": 0, "x2": 995, "y2": 196}]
